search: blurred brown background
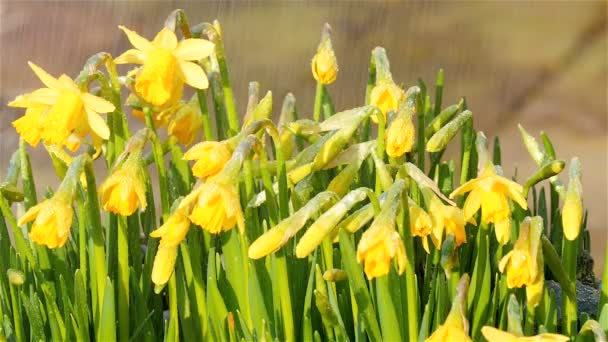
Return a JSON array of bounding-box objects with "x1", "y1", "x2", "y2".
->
[{"x1": 1, "y1": 2, "x2": 606, "y2": 272}]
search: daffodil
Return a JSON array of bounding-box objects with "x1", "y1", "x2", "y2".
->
[
  {"x1": 12, "y1": 106, "x2": 48, "y2": 147},
  {"x1": 356, "y1": 224, "x2": 407, "y2": 279},
  {"x1": 183, "y1": 141, "x2": 231, "y2": 179},
  {"x1": 409, "y1": 200, "x2": 433, "y2": 253},
  {"x1": 311, "y1": 30, "x2": 338, "y2": 85},
  {"x1": 450, "y1": 162, "x2": 527, "y2": 245},
  {"x1": 115, "y1": 26, "x2": 214, "y2": 107},
  {"x1": 99, "y1": 151, "x2": 147, "y2": 216},
  {"x1": 426, "y1": 274, "x2": 471, "y2": 342},
  {"x1": 168, "y1": 97, "x2": 203, "y2": 146},
  {"x1": 427, "y1": 192, "x2": 470, "y2": 249},
  {"x1": 562, "y1": 159, "x2": 583, "y2": 241},
  {"x1": 369, "y1": 80, "x2": 404, "y2": 124},
  {"x1": 481, "y1": 327, "x2": 569, "y2": 342},
  {"x1": 18, "y1": 194, "x2": 73, "y2": 248},
  {"x1": 385, "y1": 109, "x2": 415, "y2": 157},
  {"x1": 188, "y1": 182, "x2": 244, "y2": 234},
  {"x1": 9, "y1": 62, "x2": 114, "y2": 148},
  {"x1": 150, "y1": 210, "x2": 191, "y2": 286},
  {"x1": 498, "y1": 217, "x2": 544, "y2": 308}
]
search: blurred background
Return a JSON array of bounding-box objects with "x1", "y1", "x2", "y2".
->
[{"x1": 1, "y1": 1, "x2": 606, "y2": 273}]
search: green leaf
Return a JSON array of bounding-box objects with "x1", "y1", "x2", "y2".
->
[{"x1": 98, "y1": 278, "x2": 116, "y2": 342}]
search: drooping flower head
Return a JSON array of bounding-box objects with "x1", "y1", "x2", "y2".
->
[
  {"x1": 99, "y1": 150, "x2": 147, "y2": 216},
  {"x1": 18, "y1": 195, "x2": 73, "y2": 248},
  {"x1": 188, "y1": 182, "x2": 244, "y2": 234},
  {"x1": 498, "y1": 216, "x2": 544, "y2": 308},
  {"x1": 150, "y1": 210, "x2": 191, "y2": 286},
  {"x1": 408, "y1": 199, "x2": 433, "y2": 253},
  {"x1": 450, "y1": 162, "x2": 527, "y2": 245},
  {"x1": 168, "y1": 96, "x2": 203, "y2": 146},
  {"x1": 426, "y1": 189, "x2": 470, "y2": 249},
  {"x1": 426, "y1": 274, "x2": 471, "y2": 342},
  {"x1": 370, "y1": 80, "x2": 404, "y2": 124},
  {"x1": 115, "y1": 26, "x2": 214, "y2": 107},
  {"x1": 356, "y1": 179, "x2": 407, "y2": 279},
  {"x1": 184, "y1": 141, "x2": 232, "y2": 179},
  {"x1": 9, "y1": 62, "x2": 114, "y2": 149}
]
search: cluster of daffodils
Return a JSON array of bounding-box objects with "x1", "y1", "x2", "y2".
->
[{"x1": 2, "y1": 10, "x2": 604, "y2": 342}]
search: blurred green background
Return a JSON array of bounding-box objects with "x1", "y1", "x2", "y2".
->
[{"x1": 1, "y1": 1, "x2": 606, "y2": 273}]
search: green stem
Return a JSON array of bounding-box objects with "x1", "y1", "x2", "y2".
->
[
  {"x1": 9, "y1": 282, "x2": 24, "y2": 342},
  {"x1": 313, "y1": 82, "x2": 324, "y2": 122},
  {"x1": 196, "y1": 89, "x2": 216, "y2": 141},
  {"x1": 117, "y1": 216, "x2": 129, "y2": 341},
  {"x1": 143, "y1": 107, "x2": 170, "y2": 220},
  {"x1": 0, "y1": 195, "x2": 36, "y2": 268},
  {"x1": 524, "y1": 303, "x2": 535, "y2": 335},
  {"x1": 561, "y1": 238, "x2": 578, "y2": 337},
  {"x1": 275, "y1": 249, "x2": 294, "y2": 342}
]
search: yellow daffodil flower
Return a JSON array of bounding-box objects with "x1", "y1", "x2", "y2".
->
[
  {"x1": 562, "y1": 160, "x2": 583, "y2": 240},
  {"x1": 311, "y1": 35, "x2": 338, "y2": 85},
  {"x1": 427, "y1": 274, "x2": 471, "y2": 342},
  {"x1": 498, "y1": 217, "x2": 544, "y2": 308},
  {"x1": 183, "y1": 141, "x2": 231, "y2": 179},
  {"x1": 386, "y1": 110, "x2": 415, "y2": 157},
  {"x1": 409, "y1": 200, "x2": 433, "y2": 253},
  {"x1": 428, "y1": 193, "x2": 470, "y2": 249},
  {"x1": 115, "y1": 26, "x2": 214, "y2": 107},
  {"x1": 9, "y1": 62, "x2": 115, "y2": 148},
  {"x1": 18, "y1": 194, "x2": 73, "y2": 248},
  {"x1": 150, "y1": 210, "x2": 191, "y2": 286},
  {"x1": 168, "y1": 97, "x2": 203, "y2": 146},
  {"x1": 188, "y1": 182, "x2": 244, "y2": 234},
  {"x1": 356, "y1": 224, "x2": 406, "y2": 279},
  {"x1": 99, "y1": 152, "x2": 147, "y2": 216},
  {"x1": 12, "y1": 106, "x2": 48, "y2": 147},
  {"x1": 450, "y1": 162, "x2": 527, "y2": 245},
  {"x1": 370, "y1": 80, "x2": 404, "y2": 124},
  {"x1": 481, "y1": 326, "x2": 569, "y2": 342}
]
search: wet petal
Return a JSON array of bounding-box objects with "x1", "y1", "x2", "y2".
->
[
  {"x1": 86, "y1": 108, "x2": 110, "y2": 140},
  {"x1": 82, "y1": 93, "x2": 115, "y2": 113},
  {"x1": 173, "y1": 39, "x2": 215, "y2": 61},
  {"x1": 177, "y1": 60, "x2": 209, "y2": 89},
  {"x1": 119, "y1": 25, "x2": 153, "y2": 52},
  {"x1": 153, "y1": 28, "x2": 178, "y2": 50},
  {"x1": 114, "y1": 48, "x2": 147, "y2": 65}
]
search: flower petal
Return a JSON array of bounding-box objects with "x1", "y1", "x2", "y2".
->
[
  {"x1": 151, "y1": 246, "x2": 178, "y2": 286},
  {"x1": 86, "y1": 108, "x2": 110, "y2": 140},
  {"x1": 462, "y1": 188, "x2": 482, "y2": 221},
  {"x1": 498, "y1": 251, "x2": 513, "y2": 273},
  {"x1": 153, "y1": 28, "x2": 178, "y2": 50},
  {"x1": 118, "y1": 25, "x2": 153, "y2": 52},
  {"x1": 114, "y1": 48, "x2": 146, "y2": 65},
  {"x1": 505, "y1": 181, "x2": 528, "y2": 210},
  {"x1": 449, "y1": 178, "x2": 481, "y2": 199},
  {"x1": 18, "y1": 202, "x2": 43, "y2": 226},
  {"x1": 28, "y1": 62, "x2": 59, "y2": 89},
  {"x1": 177, "y1": 61, "x2": 209, "y2": 89},
  {"x1": 9, "y1": 88, "x2": 59, "y2": 107},
  {"x1": 81, "y1": 93, "x2": 115, "y2": 113},
  {"x1": 173, "y1": 39, "x2": 215, "y2": 61}
]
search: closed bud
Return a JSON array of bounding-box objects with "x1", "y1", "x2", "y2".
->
[
  {"x1": 7, "y1": 269, "x2": 25, "y2": 286},
  {"x1": 562, "y1": 158, "x2": 583, "y2": 241},
  {"x1": 311, "y1": 24, "x2": 338, "y2": 85},
  {"x1": 386, "y1": 109, "x2": 415, "y2": 157},
  {"x1": 370, "y1": 80, "x2": 404, "y2": 124},
  {"x1": 323, "y1": 269, "x2": 348, "y2": 282}
]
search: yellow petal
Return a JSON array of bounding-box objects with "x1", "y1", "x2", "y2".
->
[
  {"x1": 151, "y1": 246, "x2": 178, "y2": 286},
  {"x1": 173, "y1": 39, "x2": 215, "y2": 61},
  {"x1": 504, "y1": 180, "x2": 528, "y2": 209},
  {"x1": 449, "y1": 178, "x2": 481, "y2": 199},
  {"x1": 177, "y1": 61, "x2": 209, "y2": 89},
  {"x1": 28, "y1": 62, "x2": 59, "y2": 89},
  {"x1": 494, "y1": 219, "x2": 511, "y2": 245},
  {"x1": 114, "y1": 48, "x2": 146, "y2": 65},
  {"x1": 86, "y1": 109, "x2": 110, "y2": 140},
  {"x1": 153, "y1": 28, "x2": 178, "y2": 50},
  {"x1": 9, "y1": 88, "x2": 59, "y2": 107},
  {"x1": 481, "y1": 326, "x2": 517, "y2": 341},
  {"x1": 498, "y1": 251, "x2": 513, "y2": 273},
  {"x1": 462, "y1": 188, "x2": 482, "y2": 221},
  {"x1": 18, "y1": 202, "x2": 43, "y2": 226},
  {"x1": 81, "y1": 93, "x2": 115, "y2": 113},
  {"x1": 118, "y1": 25, "x2": 153, "y2": 52}
]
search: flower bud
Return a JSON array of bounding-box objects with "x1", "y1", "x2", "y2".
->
[
  {"x1": 7, "y1": 269, "x2": 25, "y2": 286},
  {"x1": 311, "y1": 24, "x2": 338, "y2": 85},
  {"x1": 369, "y1": 80, "x2": 404, "y2": 124},
  {"x1": 562, "y1": 158, "x2": 583, "y2": 241},
  {"x1": 386, "y1": 109, "x2": 415, "y2": 157},
  {"x1": 168, "y1": 97, "x2": 203, "y2": 146}
]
